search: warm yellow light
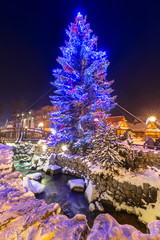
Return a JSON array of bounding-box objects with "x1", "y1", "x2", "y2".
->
[
  {"x1": 42, "y1": 145, "x2": 47, "y2": 151},
  {"x1": 146, "y1": 116, "x2": 156, "y2": 124},
  {"x1": 38, "y1": 122, "x2": 44, "y2": 128},
  {"x1": 62, "y1": 145, "x2": 67, "y2": 152},
  {"x1": 94, "y1": 118, "x2": 99, "y2": 122}
]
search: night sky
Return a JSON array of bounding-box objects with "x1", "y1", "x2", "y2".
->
[{"x1": 0, "y1": 0, "x2": 160, "y2": 123}]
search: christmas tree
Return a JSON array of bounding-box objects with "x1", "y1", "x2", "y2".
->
[{"x1": 49, "y1": 13, "x2": 116, "y2": 149}]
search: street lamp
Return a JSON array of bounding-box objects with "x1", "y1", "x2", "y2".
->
[
  {"x1": 62, "y1": 145, "x2": 67, "y2": 152},
  {"x1": 146, "y1": 116, "x2": 156, "y2": 125},
  {"x1": 38, "y1": 122, "x2": 44, "y2": 129}
]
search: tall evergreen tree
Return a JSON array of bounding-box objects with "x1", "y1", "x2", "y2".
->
[{"x1": 49, "y1": 12, "x2": 116, "y2": 147}]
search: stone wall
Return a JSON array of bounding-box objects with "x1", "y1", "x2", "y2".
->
[
  {"x1": 32, "y1": 143, "x2": 160, "y2": 224},
  {"x1": 54, "y1": 152, "x2": 160, "y2": 224},
  {"x1": 132, "y1": 147, "x2": 160, "y2": 169}
]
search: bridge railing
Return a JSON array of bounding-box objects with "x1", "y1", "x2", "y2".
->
[{"x1": 0, "y1": 127, "x2": 50, "y2": 141}]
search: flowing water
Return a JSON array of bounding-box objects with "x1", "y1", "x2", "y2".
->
[{"x1": 14, "y1": 156, "x2": 147, "y2": 232}]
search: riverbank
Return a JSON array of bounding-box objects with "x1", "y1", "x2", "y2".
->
[
  {"x1": 2, "y1": 143, "x2": 160, "y2": 239},
  {"x1": 14, "y1": 151, "x2": 145, "y2": 230}
]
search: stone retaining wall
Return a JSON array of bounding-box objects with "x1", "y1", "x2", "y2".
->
[
  {"x1": 55, "y1": 152, "x2": 160, "y2": 224},
  {"x1": 132, "y1": 147, "x2": 160, "y2": 169},
  {"x1": 32, "y1": 143, "x2": 160, "y2": 222}
]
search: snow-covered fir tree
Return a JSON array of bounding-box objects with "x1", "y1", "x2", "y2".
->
[
  {"x1": 49, "y1": 13, "x2": 116, "y2": 149},
  {"x1": 87, "y1": 123, "x2": 135, "y2": 172}
]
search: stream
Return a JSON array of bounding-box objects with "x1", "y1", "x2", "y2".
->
[{"x1": 14, "y1": 155, "x2": 147, "y2": 232}]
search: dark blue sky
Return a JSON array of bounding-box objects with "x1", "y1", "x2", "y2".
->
[{"x1": 0, "y1": 0, "x2": 160, "y2": 121}]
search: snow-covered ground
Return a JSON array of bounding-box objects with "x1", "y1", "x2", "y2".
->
[{"x1": 132, "y1": 137, "x2": 145, "y2": 146}]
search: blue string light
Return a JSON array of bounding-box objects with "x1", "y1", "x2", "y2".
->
[{"x1": 48, "y1": 12, "x2": 115, "y2": 147}]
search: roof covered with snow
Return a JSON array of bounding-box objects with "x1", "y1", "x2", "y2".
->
[{"x1": 128, "y1": 122, "x2": 146, "y2": 132}]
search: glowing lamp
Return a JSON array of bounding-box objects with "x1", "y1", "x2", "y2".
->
[
  {"x1": 62, "y1": 145, "x2": 67, "y2": 152},
  {"x1": 38, "y1": 122, "x2": 44, "y2": 128},
  {"x1": 51, "y1": 128, "x2": 56, "y2": 135},
  {"x1": 146, "y1": 116, "x2": 156, "y2": 124},
  {"x1": 94, "y1": 118, "x2": 99, "y2": 122}
]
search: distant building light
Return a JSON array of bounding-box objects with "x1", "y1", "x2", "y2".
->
[
  {"x1": 29, "y1": 111, "x2": 31, "y2": 114},
  {"x1": 22, "y1": 113, "x2": 24, "y2": 116},
  {"x1": 38, "y1": 122, "x2": 44, "y2": 128}
]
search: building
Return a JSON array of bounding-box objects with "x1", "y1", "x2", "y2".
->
[
  {"x1": 128, "y1": 118, "x2": 160, "y2": 139},
  {"x1": 15, "y1": 105, "x2": 57, "y2": 132},
  {"x1": 145, "y1": 121, "x2": 160, "y2": 138},
  {"x1": 127, "y1": 122, "x2": 146, "y2": 138},
  {"x1": 106, "y1": 116, "x2": 129, "y2": 136},
  {"x1": 106, "y1": 116, "x2": 160, "y2": 139}
]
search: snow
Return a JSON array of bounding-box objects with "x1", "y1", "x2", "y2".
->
[
  {"x1": 26, "y1": 173, "x2": 42, "y2": 181},
  {"x1": 99, "y1": 166, "x2": 160, "y2": 224},
  {"x1": 113, "y1": 166, "x2": 160, "y2": 189},
  {"x1": 132, "y1": 138, "x2": 145, "y2": 146},
  {"x1": 67, "y1": 179, "x2": 85, "y2": 192},
  {"x1": 89, "y1": 203, "x2": 95, "y2": 212},
  {"x1": 95, "y1": 201, "x2": 104, "y2": 212},
  {"x1": 85, "y1": 181, "x2": 99, "y2": 203},
  {"x1": 23, "y1": 177, "x2": 45, "y2": 194},
  {"x1": 49, "y1": 164, "x2": 62, "y2": 175},
  {"x1": 62, "y1": 166, "x2": 76, "y2": 175}
]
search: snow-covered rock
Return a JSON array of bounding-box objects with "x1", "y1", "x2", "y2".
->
[
  {"x1": 50, "y1": 165, "x2": 62, "y2": 175},
  {"x1": 43, "y1": 161, "x2": 50, "y2": 172},
  {"x1": 85, "y1": 181, "x2": 99, "y2": 203},
  {"x1": 89, "y1": 203, "x2": 96, "y2": 212},
  {"x1": 87, "y1": 213, "x2": 160, "y2": 240},
  {"x1": 67, "y1": 179, "x2": 85, "y2": 192},
  {"x1": 95, "y1": 201, "x2": 104, "y2": 212},
  {"x1": 26, "y1": 173, "x2": 42, "y2": 181},
  {"x1": 49, "y1": 153, "x2": 57, "y2": 165},
  {"x1": 32, "y1": 155, "x2": 40, "y2": 165},
  {"x1": 23, "y1": 177, "x2": 45, "y2": 194},
  {"x1": 31, "y1": 164, "x2": 37, "y2": 170},
  {"x1": 36, "y1": 166, "x2": 43, "y2": 172}
]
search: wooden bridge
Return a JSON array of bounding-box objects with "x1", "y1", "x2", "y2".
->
[{"x1": 0, "y1": 127, "x2": 50, "y2": 143}]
